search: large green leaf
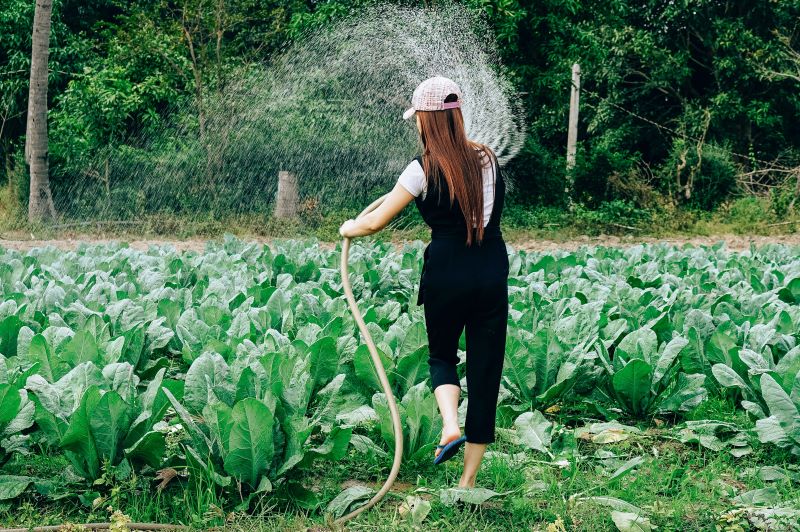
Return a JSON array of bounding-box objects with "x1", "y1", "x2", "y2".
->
[
  {"x1": 223, "y1": 398, "x2": 275, "y2": 488},
  {"x1": 612, "y1": 359, "x2": 653, "y2": 417},
  {"x1": 60, "y1": 386, "x2": 102, "y2": 480},
  {"x1": 259, "y1": 351, "x2": 293, "y2": 399},
  {"x1": 616, "y1": 328, "x2": 658, "y2": 365},
  {"x1": 61, "y1": 331, "x2": 100, "y2": 368},
  {"x1": 503, "y1": 335, "x2": 537, "y2": 403},
  {"x1": 658, "y1": 373, "x2": 707, "y2": 414},
  {"x1": 307, "y1": 337, "x2": 338, "y2": 389},
  {"x1": 3, "y1": 389, "x2": 34, "y2": 436},
  {"x1": 399, "y1": 382, "x2": 440, "y2": 460},
  {"x1": 281, "y1": 356, "x2": 313, "y2": 414},
  {"x1": 532, "y1": 329, "x2": 561, "y2": 398},
  {"x1": 89, "y1": 390, "x2": 134, "y2": 465},
  {"x1": 611, "y1": 510, "x2": 654, "y2": 532},
  {"x1": 778, "y1": 277, "x2": 800, "y2": 304},
  {"x1": 755, "y1": 416, "x2": 790, "y2": 447},
  {"x1": 265, "y1": 289, "x2": 287, "y2": 330},
  {"x1": 0, "y1": 384, "x2": 21, "y2": 425},
  {"x1": 31, "y1": 395, "x2": 67, "y2": 446},
  {"x1": 0, "y1": 316, "x2": 23, "y2": 359},
  {"x1": 396, "y1": 346, "x2": 429, "y2": 394},
  {"x1": 760, "y1": 373, "x2": 798, "y2": 432},
  {"x1": 125, "y1": 431, "x2": 166, "y2": 468},
  {"x1": 25, "y1": 334, "x2": 63, "y2": 382},
  {"x1": 354, "y1": 344, "x2": 394, "y2": 393},
  {"x1": 712, "y1": 364, "x2": 750, "y2": 393},
  {"x1": 514, "y1": 410, "x2": 553, "y2": 456},
  {"x1": 204, "y1": 401, "x2": 234, "y2": 458},
  {"x1": 275, "y1": 414, "x2": 313, "y2": 476},
  {"x1": 299, "y1": 426, "x2": 352, "y2": 468},
  {"x1": 399, "y1": 322, "x2": 427, "y2": 358},
  {"x1": 440, "y1": 487, "x2": 504, "y2": 506},
  {"x1": 680, "y1": 326, "x2": 707, "y2": 376},
  {"x1": 125, "y1": 368, "x2": 167, "y2": 444},
  {"x1": 25, "y1": 362, "x2": 105, "y2": 420},
  {"x1": 162, "y1": 386, "x2": 212, "y2": 457},
  {"x1": 184, "y1": 351, "x2": 234, "y2": 414},
  {"x1": 326, "y1": 485, "x2": 373, "y2": 519},
  {"x1": 0, "y1": 475, "x2": 33, "y2": 500},
  {"x1": 652, "y1": 337, "x2": 688, "y2": 385}
]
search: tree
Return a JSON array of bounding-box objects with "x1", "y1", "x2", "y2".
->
[{"x1": 25, "y1": 0, "x2": 56, "y2": 223}]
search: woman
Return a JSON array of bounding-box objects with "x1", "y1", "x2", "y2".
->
[{"x1": 339, "y1": 76, "x2": 508, "y2": 489}]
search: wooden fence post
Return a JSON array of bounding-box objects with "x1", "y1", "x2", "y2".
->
[{"x1": 566, "y1": 63, "x2": 581, "y2": 209}]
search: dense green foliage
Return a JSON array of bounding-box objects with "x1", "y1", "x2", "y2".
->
[
  {"x1": 0, "y1": 237, "x2": 799, "y2": 527},
  {"x1": 1, "y1": 1, "x2": 799, "y2": 221}
]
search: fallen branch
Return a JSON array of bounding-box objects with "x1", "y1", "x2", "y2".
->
[
  {"x1": 606, "y1": 222, "x2": 641, "y2": 231},
  {"x1": 764, "y1": 220, "x2": 798, "y2": 227},
  {"x1": 46, "y1": 220, "x2": 145, "y2": 230}
]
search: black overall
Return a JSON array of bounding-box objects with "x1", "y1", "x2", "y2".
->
[{"x1": 413, "y1": 153, "x2": 509, "y2": 445}]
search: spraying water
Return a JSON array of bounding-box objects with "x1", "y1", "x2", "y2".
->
[{"x1": 55, "y1": 3, "x2": 525, "y2": 222}]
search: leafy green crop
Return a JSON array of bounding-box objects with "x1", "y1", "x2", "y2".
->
[
  {"x1": 1, "y1": 236, "x2": 800, "y2": 508},
  {"x1": 595, "y1": 328, "x2": 707, "y2": 418}
]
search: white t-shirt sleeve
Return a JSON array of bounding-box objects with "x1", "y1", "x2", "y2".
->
[{"x1": 397, "y1": 159, "x2": 426, "y2": 197}]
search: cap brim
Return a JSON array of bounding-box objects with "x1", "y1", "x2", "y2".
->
[{"x1": 402, "y1": 107, "x2": 416, "y2": 120}]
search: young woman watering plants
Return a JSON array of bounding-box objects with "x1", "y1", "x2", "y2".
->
[{"x1": 339, "y1": 76, "x2": 509, "y2": 489}]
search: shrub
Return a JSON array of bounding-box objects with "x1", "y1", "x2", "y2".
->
[
  {"x1": 606, "y1": 161, "x2": 662, "y2": 210},
  {"x1": 768, "y1": 176, "x2": 800, "y2": 219},
  {"x1": 721, "y1": 196, "x2": 774, "y2": 230},
  {"x1": 501, "y1": 203, "x2": 569, "y2": 230},
  {"x1": 571, "y1": 135, "x2": 640, "y2": 208},
  {"x1": 506, "y1": 136, "x2": 569, "y2": 207},
  {"x1": 659, "y1": 142, "x2": 738, "y2": 211},
  {"x1": 573, "y1": 199, "x2": 655, "y2": 234}
]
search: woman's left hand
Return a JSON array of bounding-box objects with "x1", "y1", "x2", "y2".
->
[{"x1": 339, "y1": 219, "x2": 357, "y2": 238}]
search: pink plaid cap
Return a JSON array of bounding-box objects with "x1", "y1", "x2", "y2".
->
[{"x1": 403, "y1": 76, "x2": 463, "y2": 120}]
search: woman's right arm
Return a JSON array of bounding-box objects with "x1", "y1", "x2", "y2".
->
[{"x1": 339, "y1": 182, "x2": 415, "y2": 237}]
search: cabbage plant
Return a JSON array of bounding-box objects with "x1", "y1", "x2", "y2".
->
[{"x1": 595, "y1": 327, "x2": 707, "y2": 418}]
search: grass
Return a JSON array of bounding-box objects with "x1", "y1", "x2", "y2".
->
[
  {"x1": 1, "y1": 401, "x2": 797, "y2": 531},
  {"x1": 2, "y1": 183, "x2": 800, "y2": 244}
]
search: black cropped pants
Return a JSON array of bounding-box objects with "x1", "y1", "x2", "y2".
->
[{"x1": 418, "y1": 235, "x2": 509, "y2": 444}]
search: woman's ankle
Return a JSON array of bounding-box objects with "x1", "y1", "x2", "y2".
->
[
  {"x1": 441, "y1": 420, "x2": 461, "y2": 437},
  {"x1": 458, "y1": 475, "x2": 476, "y2": 488}
]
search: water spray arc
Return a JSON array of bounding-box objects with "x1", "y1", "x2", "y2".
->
[
  {"x1": 337, "y1": 194, "x2": 403, "y2": 525},
  {"x1": 57, "y1": 4, "x2": 524, "y2": 223}
]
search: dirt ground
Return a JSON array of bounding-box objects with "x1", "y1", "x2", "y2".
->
[{"x1": 3, "y1": 232, "x2": 800, "y2": 253}]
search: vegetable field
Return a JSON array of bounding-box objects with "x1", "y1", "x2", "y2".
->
[{"x1": 0, "y1": 236, "x2": 798, "y2": 530}]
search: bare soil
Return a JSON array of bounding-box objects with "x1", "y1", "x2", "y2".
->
[
  {"x1": 2, "y1": 231, "x2": 800, "y2": 253},
  {"x1": 510, "y1": 233, "x2": 800, "y2": 252}
]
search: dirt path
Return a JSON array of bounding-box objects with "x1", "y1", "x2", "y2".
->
[{"x1": 3, "y1": 232, "x2": 800, "y2": 253}]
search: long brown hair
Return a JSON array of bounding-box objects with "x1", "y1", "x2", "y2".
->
[{"x1": 417, "y1": 96, "x2": 495, "y2": 246}]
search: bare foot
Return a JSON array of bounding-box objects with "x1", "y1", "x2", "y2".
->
[{"x1": 434, "y1": 424, "x2": 462, "y2": 458}]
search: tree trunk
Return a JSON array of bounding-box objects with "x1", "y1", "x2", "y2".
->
[
  {"x1": 274, "y1": 171, "x2": 298, "y2": 218},
  {"x1": 26, "y1": 0, "x2": 57, "y2": 223}
]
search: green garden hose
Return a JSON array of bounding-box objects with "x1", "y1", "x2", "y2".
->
[{"x1": 336, "y1": 193, "x2": 404, "y2": 525}]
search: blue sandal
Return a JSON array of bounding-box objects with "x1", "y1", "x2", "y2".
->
[{"x1": 433, "y1": 436, "x2": 467, "y2": 465}]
